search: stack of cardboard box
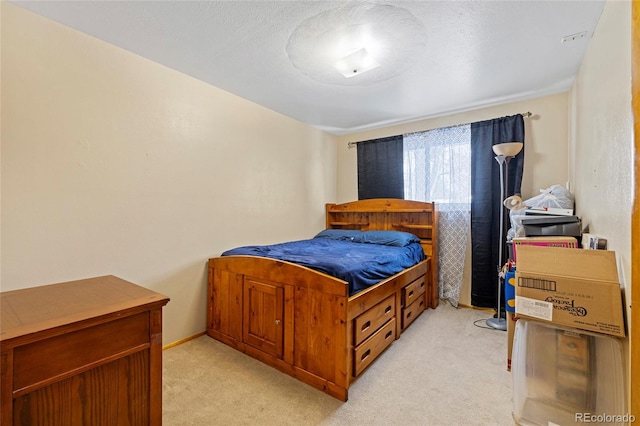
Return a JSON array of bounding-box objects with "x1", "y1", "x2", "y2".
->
[
  {"x1": 506, "y1": 208, "x2": 580, "y2": 371},
  {"x1": 506, "y1": 237, "x2": 579, "y2": 370},
  {"x1": 510, "y1": 246, "x2": 627, "y2": 425}
]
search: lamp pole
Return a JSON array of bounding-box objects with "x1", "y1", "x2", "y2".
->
[
  {"x1": 486, "y1": 142, "x2": 522, "y2": 331},
  {"x1": 486, "y1": 154, "x2": 507, "y2": 330}
]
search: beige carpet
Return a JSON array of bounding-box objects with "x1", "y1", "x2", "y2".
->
[{"x1": 163, "y1": 303, "x2": 515, "y2": 425}]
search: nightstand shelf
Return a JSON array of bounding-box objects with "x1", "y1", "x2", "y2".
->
[{"x1": 329, "y1": 221, "x2": 369, "y2": 227}]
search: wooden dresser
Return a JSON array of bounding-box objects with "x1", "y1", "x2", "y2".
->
[{"x1": 0, "y1": 275, "x2": 169, "y2": 426}]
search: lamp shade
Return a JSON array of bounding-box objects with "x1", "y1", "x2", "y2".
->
[
  {"x1": 492, "y1": 142, "x2": 523, "y2": 157},
  {"x1": 503, "y1": 195, "x2": 523, "y2": 210}
]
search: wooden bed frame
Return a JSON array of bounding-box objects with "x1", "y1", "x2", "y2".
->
[{"x1": 207, "y1": 199, "x2": 438, "y2": 401}]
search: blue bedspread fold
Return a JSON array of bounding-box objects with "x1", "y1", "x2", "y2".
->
[{"x1": 221, "y1": 238, "x2": 425, "y2": 296}]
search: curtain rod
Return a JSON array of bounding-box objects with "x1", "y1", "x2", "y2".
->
[{"x1": 347, "y1": 111, "x2": 533, "y2": 149}]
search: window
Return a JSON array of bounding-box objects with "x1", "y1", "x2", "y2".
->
[{"x1": 403, "y1": 124, "x2": 471, "y2": 209}]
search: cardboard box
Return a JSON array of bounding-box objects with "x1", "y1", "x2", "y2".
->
[
  {"x1": 515, "y1": 246, "x2": 625, "y2": 337},
  {"x1": 511, "y1": 236, "x2": 577, "y2": 262},
  {"x1": 506, "y1": 312, "x2": 519, "y2": 371}
]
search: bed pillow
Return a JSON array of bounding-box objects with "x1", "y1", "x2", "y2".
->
[
  {"x1": 361, "y1": 230, "x2": 421, "y2": 247},
  {"x1": 313, "y1": 229, "x2": 365, "y2": 242}
]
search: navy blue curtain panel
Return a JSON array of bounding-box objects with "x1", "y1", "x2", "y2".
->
[
  {"x1": 357, "y1": 135, "x2": 404, "y2": 200},
  {"x1": 470, "y1": 114, "x2": 525, "y2": 308}
]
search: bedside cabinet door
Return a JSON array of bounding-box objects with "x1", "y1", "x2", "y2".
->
[{"x1": 243, "y1": 279, "x2": 284, "y2": 358}]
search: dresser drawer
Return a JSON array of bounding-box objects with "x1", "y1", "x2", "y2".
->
[
  {"x1": 353, "y1": 294, "x2": 395, "y2": 346},
  {"x1": 353, "y1": 318, "x2": 396, "y2": 377},
  {"x1": 402, "y1": 276, "x2": 426, "y2": 307},
  {"x1": 13, "y1": 312, "x2": 150, "y2": 394},
  {"x1": 402, "y1": 296, "x2": 426, "y2": 330}
]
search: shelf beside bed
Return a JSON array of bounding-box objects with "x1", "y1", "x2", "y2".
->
[
  {"x1": 327, "y1": 199, "x2": 439, "y2": 301},
  {"x1": 328, "y1": 221, "x2": 370, "y2": 227}
]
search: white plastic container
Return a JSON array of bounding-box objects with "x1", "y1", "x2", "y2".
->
[{"x1": 512, "y1": 319, "x2": 627, "y2": 426}]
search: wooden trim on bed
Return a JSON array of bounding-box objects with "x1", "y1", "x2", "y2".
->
[
  {"x1": 210, "y1": 255, "x2": 348, "y2": 297},
  {"x1": 346, "y1": 260, "x2": 428, "y2": 321},
  {"x1": 326, "y1": 198, "x2": 439, "y2": 307},
  {"x1": 207, "y1": 198, "x2": 437, "y2": 401}
]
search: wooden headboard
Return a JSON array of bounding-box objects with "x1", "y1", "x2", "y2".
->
[{"x1": 325, "y1": 198, "x2": 439, "y2": 301}]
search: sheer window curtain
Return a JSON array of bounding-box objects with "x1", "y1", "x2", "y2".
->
[{"x1": 404, "y1": 125, "x2": 471, "y2": 307}]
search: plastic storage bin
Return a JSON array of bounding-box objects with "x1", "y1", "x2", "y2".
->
[
  {"x1": 522, "y1": 215, "x2": 581, "y2": 237},
  {"x1": 512, "y1": 319, "x2": 627, "y2": 426}
]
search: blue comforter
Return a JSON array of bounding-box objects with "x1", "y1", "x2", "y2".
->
[{"x1": 221, "y1": 235, "x2": 425, "y2": 296}]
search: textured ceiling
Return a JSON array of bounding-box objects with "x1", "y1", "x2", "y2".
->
[{"x1": 11, "y1": 1, "x2": 606, "y2": 135}]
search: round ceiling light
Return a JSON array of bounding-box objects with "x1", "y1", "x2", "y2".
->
[{"x1": 286, "y1": 3, "x2": 426, "y2": 86}]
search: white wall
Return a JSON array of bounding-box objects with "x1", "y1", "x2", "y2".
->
[
  {"x1": 568, "y1": 0, "x2": 632, "y2": 405},
  {"x1": 570, "y1": 0, "x2": 632, "y2": 305},
  {"x1": 1, "y1": 3, "x2": 338, "y2": 345}
]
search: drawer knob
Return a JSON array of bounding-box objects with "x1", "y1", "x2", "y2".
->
[
  {"x1": 361, "y1": 321, "x2": 371, "y2": 332},
  {"x1": 385, "y1": 330, "x2": 393, "y2": 339},
  {"x1": 385, "y1": 306, "x2": 392, "y2": 314}
]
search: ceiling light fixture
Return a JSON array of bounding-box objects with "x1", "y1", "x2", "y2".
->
[
  {"x1": 334, "y1": 47, "x2": 380, "y2": 78},
  {"x1": 286, "y1": 3, "x2": 426, "y2": 86}
]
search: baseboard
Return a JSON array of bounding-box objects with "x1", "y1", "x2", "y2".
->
[{"x1": 163, "y1": 331, "x2": 206, "y2": 350}]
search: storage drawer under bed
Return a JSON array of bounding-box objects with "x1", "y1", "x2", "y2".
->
[
  {"x1": 402, "y1": 276, "x2": 426, "y2": 307},
  {"x1": 402, "y1": 296, "x2": 426, "y2": 330},
  {"x1": 353, "y1": 318, "x2": 396, "y2": 376},
  {"x1": 353, "y1": 294, "x2": 395, "y2": 346}
]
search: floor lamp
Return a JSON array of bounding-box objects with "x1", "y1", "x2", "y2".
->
[{"x1": 486, "y1": 142, "x2": 523, "y2": 331}]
